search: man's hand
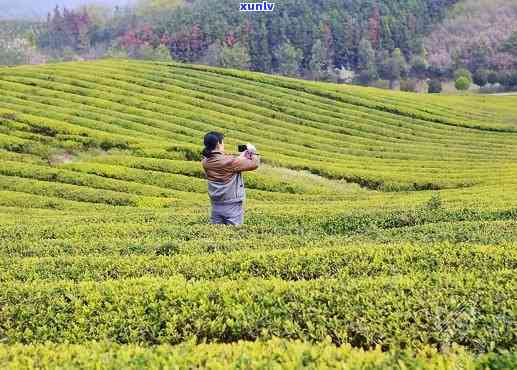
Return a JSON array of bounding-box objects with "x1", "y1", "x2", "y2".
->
[
  {"x1": 246, "y1": 143, "x2": 257, "y2": 154},
  {"x1": 239, "y1": 143, "x2": 257, "y2": 160},
  {"x1": 244, "y1": 143, "x2": 257, "y2": 160},
  {"x1": 233, "y1": 143, "x2": 260, "y2": 172}
]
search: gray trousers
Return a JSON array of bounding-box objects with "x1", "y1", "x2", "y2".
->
[{"x1": 210, "y1": 201, "x2": 244, "y2": 225}]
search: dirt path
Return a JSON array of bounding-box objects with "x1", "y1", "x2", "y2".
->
[{"x1": 485, "y1": 92, "x2": 517, "y2": 96}]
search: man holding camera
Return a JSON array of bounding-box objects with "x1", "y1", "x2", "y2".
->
[{"x1": 201, "y1": 132, "x2": 260, "y2": 225}]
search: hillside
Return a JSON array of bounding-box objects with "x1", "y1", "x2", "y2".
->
[
  {"x1": 0, "y1": 59, "x2": 516, "y2": 367},
  {"x1": 2, "y1": 0, "x2": 516, "y2": 93},
  {"x1": 13, "y1": 0, "x2": 460, "y2": 83},
  {"x1": 425, "y1": 0, "x2": 517, "y2": 73}
]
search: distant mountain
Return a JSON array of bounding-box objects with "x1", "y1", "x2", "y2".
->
[{"x1": 0, "y1": 0, "x2": 133, "y2": 20}]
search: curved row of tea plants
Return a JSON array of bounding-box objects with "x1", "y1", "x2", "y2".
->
[
  {"x1": 0, "y1": 59, "x2": 516, "y2": 368},
  {"x1": 2, "y1": 339, "x2": 514, "y2": 370}
]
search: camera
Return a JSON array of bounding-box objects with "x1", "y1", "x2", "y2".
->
[{"x1": 238, "y1": 144, "x2": 247, "y2": 152}]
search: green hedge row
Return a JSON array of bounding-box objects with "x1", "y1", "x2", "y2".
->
[
  {"x1": 86, "y1": 155, "x2": 348, "y2": 195},
  {"x1": 0, "y1": 190, "x2": 116, "y2": 212},
  {"x1": 60, "y1": 162, "x2": 206, "y2": 194},
  {"x1": 0, "y1": 77, "x2": 197, "y2": 144},
  {"x1": 3, "y1": 201, "x2": 517, "y2": 257},
  {"x1": 321, "y1": 207, "x2": 517, "y2": 234},
  {"x1": 1, "y1": 339, "x2": 515, "y2": 370},
  {"x1": 3, "y1": 219, "x2": 517, "y2": 259},
  {"x1": 52, "y1": 62, "x2": 517, "y2": 158},
  {"x1": 11, "y1": 64, "x2": 516, "y2": 162},
  {"x1": 124, "y1": 61, "x2": 483, "y2": 140},
  {"x1": 1, "y1": 243, "x2": 514, "y2": 282},
  {"x1": 7, "y1": 61, "x2": 516, "y2": 152},
  {"x1": 0, "y1": 174, "x2": 177, "y2": 208},
  {"x1": 39, "y1": 64, "x2": 459, "y2": 150},
  {"x1": 168, "y1": 61, "x2": 517, "y2": 132},
  {"x1": 0, "y1": 243, "x2": 517, "y2": 282},
  {"x1": 0, "y1": 106, "x2": 142, "y2": 155},
  {"x1": 3, "y1": 67, "x2": 517, "y2": 190},
  {"x1": 1, "y1": 271, "x2": 514, "y2": 352},
  {"x1": 0, "y1": 160, "x2": 181, "y2": 198}
]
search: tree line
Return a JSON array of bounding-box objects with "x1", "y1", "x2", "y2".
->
[{"x1": 6, "y1": 0, "x2": 517, "y2": 92}]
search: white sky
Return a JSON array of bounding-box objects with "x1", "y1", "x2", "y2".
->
[{"x1": 0, "y1": 0, "x2": 135, "y2": 20}]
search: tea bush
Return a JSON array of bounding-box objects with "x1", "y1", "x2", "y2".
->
[
  {"x1": 0, "y1": 59, "x2": 516, "y2": 367},
  {"x1": 2, "y1": 339, "x2": 515, "y2": 370}
]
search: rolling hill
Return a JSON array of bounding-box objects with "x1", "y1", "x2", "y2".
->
[{"x1": 0, "y1": 59, "x2": 516, "y2": 367}]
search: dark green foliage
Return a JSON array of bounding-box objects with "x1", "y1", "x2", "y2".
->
[
  {"x1": 168, "y1": 24, "x2": 208, "y2": 63},
  {"x1": 501, "y1": 30, "x2": 517, "y2": 56},
  {"x1": 248, "y1": 19, "x2": 272, "y2": 73},
  {"x1": 308, "y1": 39, "x2": 334, "y2": 81},
  {"x1": 487, "y1": 71, "x2": 498, "y2": 85},
  {"x1": 509, "y1": 71, "x2": 517, "y2": 88},
  {"x1": 473, "y1": 69, "x2": 489, "y2": 87},
  {"x1": 496, "y1": 71, "x2": 512, "y2": 87},
  {"x1": 492, "y1": 70, "x2": 517, "y2": 89},
  {"x1": 428, "y1": 79, "x2": 442, "y2": 93},
  {"x1": 410, "y1": 55, "x2": 428, "y2": 78},
  {"x1": 357, "y1": 38, "x2": 378, "y2": 83},
  {"x1": 356, "y1": 70, "x2": 372, "y2": 86},
  {"x1": 380, "y1": 48, "x2": 409, "y2": 87},
  {"x1": 26, "y1": 0, "x2": 459, "y2": 83},
  {"x1": 155, "y1": 242, "x2": 180, "y2": 256},
  {"x1": 203, "y1": 41, "x2": 251, "y2": 70},
  {"x1": 274, "y1": 42, "x2": 303, "y2": 77}
]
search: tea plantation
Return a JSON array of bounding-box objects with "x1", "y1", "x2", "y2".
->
[{"x1": 0, "y1": 59, "x2": 516, "y2": 369}]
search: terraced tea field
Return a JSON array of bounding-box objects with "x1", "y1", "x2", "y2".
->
[{"x1": 0, "y1": 59, "x2": 516, "y2": 368}]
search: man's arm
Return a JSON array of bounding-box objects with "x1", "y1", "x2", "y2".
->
[{"x1": 229, "y1": 152, "x2": 260, "y2": 173}]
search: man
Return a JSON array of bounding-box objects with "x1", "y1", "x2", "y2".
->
[{"x1": 201, "y1": 132, "x2": 260, "y2": 225}]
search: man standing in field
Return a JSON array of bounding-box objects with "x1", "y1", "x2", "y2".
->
[{"x1": 201, "y1": 132, "x2": 260, "y2": 225}]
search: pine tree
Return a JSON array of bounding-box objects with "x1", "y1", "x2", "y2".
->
[
  {"x1": 248, "y1": 20, "x2": 272, "y2": 72},
  {"x1": 309, "y1": 39, "x2": 332, "y2": 81},
  {"x1": 219, "y1": 42, "x2": 251, "y2": 69},
  {"x1": 358, "y1": 38, "x2": 377, "y2": 82},
  {"x1": 385, "y1": 48, "x2": 408, "y2": 88},
  {"x1": 367, "y1": 5, "x2": 381, "y2": 48},
  {"x1": 275, "y1": 42, "x2": 303, "y2": 77}
]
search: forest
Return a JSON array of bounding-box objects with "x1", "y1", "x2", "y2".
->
[{"x1": 1, "y1": 0, "x2": 517, "y2": 92}]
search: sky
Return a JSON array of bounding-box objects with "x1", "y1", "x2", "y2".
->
[{"x1": 0, "y1": 0, "x2": 134, "y2": 20}]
